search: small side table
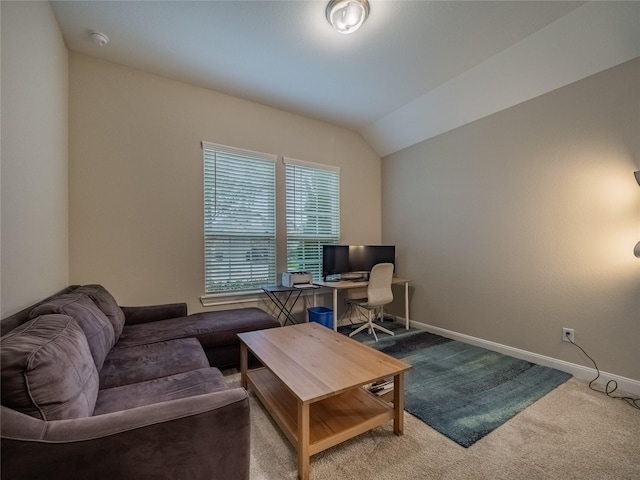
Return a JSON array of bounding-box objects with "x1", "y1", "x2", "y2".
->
[{"x1": 262, "y1": 285, "x2": 319, "y2": 326}]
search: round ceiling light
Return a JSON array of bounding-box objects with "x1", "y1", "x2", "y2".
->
[{"x1": 326, "y1": 0, "x2": 370, "y2": 34}]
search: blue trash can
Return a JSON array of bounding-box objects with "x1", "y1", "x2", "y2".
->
[{"x1": 307, "y1": 306, "x2": 333, "y2": 328}]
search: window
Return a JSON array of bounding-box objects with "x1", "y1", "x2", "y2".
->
[
  {"x1": 285, "y1": 158, "x2": 340, "y2": 281},
  {"x1": 203, "y1": 142, "x2": 276, "y2": 293}
]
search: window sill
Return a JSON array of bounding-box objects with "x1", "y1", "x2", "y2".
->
[{"x1": 200, "y1": 290, "x2": 264, "y2": 307}]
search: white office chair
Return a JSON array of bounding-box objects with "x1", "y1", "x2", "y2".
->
[{"x1": 348, "y1": 263, "x2": 395, "y2": 341}]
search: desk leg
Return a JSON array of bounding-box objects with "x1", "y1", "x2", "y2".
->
[
  {"x1": 332, "y1": 288, "x2": 338, "y2": 331},
  {"x1": 264, "y1": 289, "x2": 300, "y2": 326},
  {"x1": 298, "y1": 401, "x2": 310, "y2": 480},
  {"x1": 264, "y1": 290, "x2": 287, "y2": 326},
  {"x1": 404, "y1": 281, "x2": 410, "y2": 329}
]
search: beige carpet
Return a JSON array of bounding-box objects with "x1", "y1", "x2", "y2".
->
[{"x1": 224, "y1": 372, "x2": 640, "y2": 479}]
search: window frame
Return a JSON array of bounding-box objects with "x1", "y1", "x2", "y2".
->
[
  {"x1": 284, "y1": 157, "x2": 341, "y2": 282},
  {"x1": 202, "y1": 141, "x2": 277, "y2": 295}
]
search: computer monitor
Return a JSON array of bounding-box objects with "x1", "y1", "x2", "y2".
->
[
  {"x1": 348, "y1": 245, "x2": 396, "y2": 273},
  {"x1": 322, "y1": 245, "x2": 350, "y2": 280}
]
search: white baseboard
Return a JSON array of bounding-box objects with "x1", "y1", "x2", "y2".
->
[{"x1": 401, "y1": 319, "x2": 640, "y2": 397}]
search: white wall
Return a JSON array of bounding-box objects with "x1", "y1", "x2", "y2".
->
[
  {"x1": 1, "y1": 1, "x2": 69, "y2": 317},
  {"x1": 382, "y1": 58, "x2": 640, "y2": 382},
  {"x1": 69, "y1": 53, "x2": 381, "y2": 314}
]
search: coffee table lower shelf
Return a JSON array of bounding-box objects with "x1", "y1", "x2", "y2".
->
[{"x1": 246, "y1": 367, "x2": 395, "y2": 456}]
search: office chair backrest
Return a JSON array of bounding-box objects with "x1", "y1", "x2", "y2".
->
[{"x1": 366, "y1": 263, "x2": 394, "y2": 307}]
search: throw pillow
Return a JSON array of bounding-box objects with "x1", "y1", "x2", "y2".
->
[
  {"x1": 74, "y1": 284, "x2": 125, "y2": 341},
  {"x1": 1, "y1": 314, "x2": 99, "y2": 420},
  {"x1": 30, "y1": 293, "x2": 115, "y2": 370}
]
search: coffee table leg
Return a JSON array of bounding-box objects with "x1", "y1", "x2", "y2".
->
[
  {"x1": 393, "y1": 373, "x2": 405, "y2": 435},
  {"x1": 240, "y1": 342, "x2": 248, "y2": 389},
  {"x1": 297, "y1": 401, "x2": 310, "y2": 480}
]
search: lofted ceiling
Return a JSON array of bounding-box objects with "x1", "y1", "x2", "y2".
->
[{"x1": 50, "y1": 1, "x2": 640, "y2": 157}]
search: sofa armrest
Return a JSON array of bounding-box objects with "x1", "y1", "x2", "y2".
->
[
  {"x1": 120, "y1": 302, "x2": 188, "y2": 325},
  {"x1": 1, "y1": 388, "x2": 250, "y2": 480}
]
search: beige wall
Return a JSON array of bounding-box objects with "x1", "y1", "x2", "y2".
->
[
  {"x1": 382, "y1": 58, "x2": 640, "y2": 381},
  {"x1": 1, "y1": 1, "x2": 69, "y2": 317},
  {"x1": 69, "y1": 53, "x2": 381, "y2": 314}
]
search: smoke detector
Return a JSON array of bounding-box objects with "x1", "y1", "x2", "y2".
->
[{"x1": 90, "y1": 31, "x2": 110, "y2": 47}]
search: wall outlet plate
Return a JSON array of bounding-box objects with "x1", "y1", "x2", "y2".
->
[{"x1": 562, "y1": 328, "x2": 574, "y2": 342}]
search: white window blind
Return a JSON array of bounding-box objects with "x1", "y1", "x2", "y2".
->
[
  {"x1": 285, "y1": 158, "x2": 340, "y2": 282},
  {"x1": 203, "y1": 142, "x2": 277, "y2": 293}
]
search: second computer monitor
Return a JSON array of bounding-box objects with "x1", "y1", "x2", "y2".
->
[
  {"x1": 322, "y1": 244, "x2": 350, "y2": 280},
  {"x1": 348, "y1": 245, "x2": 396, "y2": 273}
]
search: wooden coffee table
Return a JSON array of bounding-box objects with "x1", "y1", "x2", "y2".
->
[{"x1": 238, "y1": 322, "x2": 411, "y2": 480}]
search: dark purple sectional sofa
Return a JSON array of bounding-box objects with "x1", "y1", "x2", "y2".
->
[{"x1": 0, "y1": 285, "x2": 280, "y2": 480}]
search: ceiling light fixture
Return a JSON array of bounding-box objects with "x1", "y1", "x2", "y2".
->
[
  {"x1": 90, "y1": 31, "x2": 110, "y2": 47},
  {"x1": 326, "y1": 0, "x2": 370, "y2": 34}
]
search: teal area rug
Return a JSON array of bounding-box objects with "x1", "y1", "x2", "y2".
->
[{"x1": 339, "y1": 322, "x2": 572, "y2": 448}]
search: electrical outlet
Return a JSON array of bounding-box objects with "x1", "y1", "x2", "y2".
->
[{"x1": 562, "y1": 328, "x2": 574, "y2": 343}]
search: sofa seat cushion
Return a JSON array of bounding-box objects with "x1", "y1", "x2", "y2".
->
[
  {"x1": 74, "y1": 285, "x2": 125, "y2": 341},
  {"x1": 117, "y1": 308, "x2": 279, "y2": 349},
  {"x1": 99, "y1": 338, "x2": 210, "y2": 389},
  {"x1": 94, "y1": 367, "x2": 228, "y2": 415},
  {"x1": 30, "y1": 293, "x2": 115, "y2": 370},
  {"x1": 1, "y1": 314, "x2": 99, "y2": 420}
]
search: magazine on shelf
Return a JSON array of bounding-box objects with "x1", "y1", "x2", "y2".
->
[{"x1": 365, "y1": 378, "x2": 394, "y2": 395}]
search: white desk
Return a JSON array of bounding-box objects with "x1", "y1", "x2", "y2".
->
[{"x1": 313, "y1": 278, "x2": 410, "y2": 331}]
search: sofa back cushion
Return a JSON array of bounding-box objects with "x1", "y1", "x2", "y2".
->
[
  {"x1": 74, "y1": 285, "x2": 125, "y2": 341},
  {"x1": 30, "y1": 293, "x2": 115, "y2": 370},
  {"x1": 1, "y1": 314, "x2": 99, "y2": 420}
]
